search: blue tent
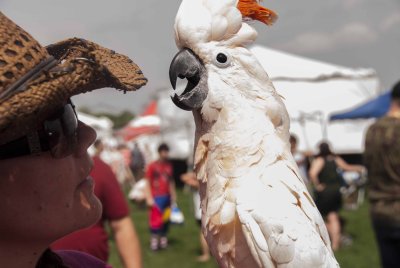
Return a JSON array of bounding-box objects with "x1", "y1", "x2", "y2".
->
[{"x1": 330, "y1": 91, "x2": 391, "y2": 120}]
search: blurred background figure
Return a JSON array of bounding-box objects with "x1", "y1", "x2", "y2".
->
[
  {"x1": 289, "y1": 134, "x2": 311, "y2": 184},
  {"x1": 364, "y1": 81, "x2": 400, "y2": 268},
  {"x1": 117, "y1": 143, "x2": 135, "y2": 186},
  {"x1": 130, "y1": 142, "x2": 146, "y2": 182},
  {"x1": 309, "y1": 141, "x2": 364, "y2": 251},
  {"x1": 128, "y1": 178, "x2": 148, "y2": 205},
  {"x1": 145, "y1": 143, "x2": 177, "y2": 251},
  {"x1": 99, "y1": 140, "x2": 127, "y2": 185},
  {"x1": 181, "y1": 169, "x2": 210, "y2": 262},
  {"x1": 127, "y1": 143, "x2": 147, "y2": 204},
  {"x1": 52, "y1": 139, "x2": 142, "y2": 268}
]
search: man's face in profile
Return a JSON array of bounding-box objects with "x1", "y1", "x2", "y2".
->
[{"x1": 159, "y1": 149, "x2": 169, "y2": 161}]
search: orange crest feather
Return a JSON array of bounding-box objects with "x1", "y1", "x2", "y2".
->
[{"x1": 237, "y1": 0, "x2": 278, "y2": 25}]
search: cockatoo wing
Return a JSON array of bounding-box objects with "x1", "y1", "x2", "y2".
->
[{"x1": 236, "y1": 157, "x2": 339, "y2": 268}]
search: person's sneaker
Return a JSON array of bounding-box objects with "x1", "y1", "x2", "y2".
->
[
  {"x1": 340, "y1": 234, "x2": 353, "y2": 247},
  {"x1": 150, "y1": 237, "x2": 159, "y2": 251},
  {"x1": 160, "y1": 236, "x2": 168, "y2": 249}
]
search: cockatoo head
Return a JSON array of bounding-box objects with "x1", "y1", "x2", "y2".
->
[{"x1": 169, "y1": 0, "x2": 277, "y2": 122}]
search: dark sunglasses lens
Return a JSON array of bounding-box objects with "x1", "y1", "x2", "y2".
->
[{"x1": 44, "y1": 104, "x2": 78, "y2": 158}]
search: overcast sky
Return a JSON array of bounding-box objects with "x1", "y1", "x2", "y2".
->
[{"x1": 1, "y1": 0, "x2": 399, "y2": 114}]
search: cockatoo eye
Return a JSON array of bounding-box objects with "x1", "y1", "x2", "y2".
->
[
  {"x1": 213, "y1": 52, "x2": 231, "y2": 68},
  {"x1": 217, "y1": 53, "x2": 227, "y2": 63}
]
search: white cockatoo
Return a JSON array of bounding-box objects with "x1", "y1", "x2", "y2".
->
[{"x1": 169, "y1": 1, "x2": 340, "y2": 267}]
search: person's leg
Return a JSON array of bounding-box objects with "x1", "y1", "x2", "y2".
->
[
  {"x1": 150, "y1": 234, "x2": 159, "y2": 251},
  {"x1": 149, "y1": 201, "x2": 163, "y2": 251},
  {"x1": 159, "y1": 219, "x2": 170, "y2": 249},
  {"x1": 197, "y1": 231, "x2": 210, "y2": 262},
  {"x1": 373, "y1": 223, "x2": 400, "y2": 268},
  {"x1": 159, "y1": 236, "x2": 168, "y2": 249},
  {"x1": 327, "y1": 212, "x2": 341, "y2": 251},
  {"x1": 339, "y1": 215, "x2": 353, "y2": 247},
  {"x1": 324, "y1": 218, "x2": 333, "y2": 249},
  {"x1": 160, "y1": 227, "x2": 168, "y2": 249}
]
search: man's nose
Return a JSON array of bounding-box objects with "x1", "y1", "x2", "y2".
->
[{"x1": 73, "y1": 121, "x2": 97, "y2": 158}]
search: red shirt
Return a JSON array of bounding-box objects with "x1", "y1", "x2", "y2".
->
[
  {"x1": 52, "y1": 156, "x2": 129, "y2": 262},
  {"x1": 146, "y1": 160, "x2": 173, "y2": 197}
]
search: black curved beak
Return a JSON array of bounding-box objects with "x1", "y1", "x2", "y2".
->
[{"x1": 169, "y1": 48, "x2": 208, "y2": 111}]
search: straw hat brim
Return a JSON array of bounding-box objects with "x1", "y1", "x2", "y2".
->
[{"x1": 0, "y1": 38, "x2": 147, "y2": 144}]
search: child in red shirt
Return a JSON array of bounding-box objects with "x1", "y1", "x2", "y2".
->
[{"x1": 145, "y1": 143, "x2": 177, "y2": 250}]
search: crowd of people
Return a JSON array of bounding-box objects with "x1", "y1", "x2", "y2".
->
[
  {"x1": 0, "y1": 10, "x2": 399, "y2": 268},
  {"x1": 82, "y1": 98, "x2": 398, "y2": 266}
]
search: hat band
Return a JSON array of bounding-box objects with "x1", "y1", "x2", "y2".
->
[{"x1": 0, "y1": 56, "x2": 58, "y2": 102}]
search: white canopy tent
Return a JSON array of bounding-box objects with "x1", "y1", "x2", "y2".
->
[
  {"x1": 77, "y1": 112, "x2": 116, "y2": 155},
  {"x1": 250, "y1": 45, "x2": 381, "y2": 154},
  {"x1": 77, "y1": 112, "x2": 114, "y2": 140},
  {"x1": 118, "y1": 101, "x2": 162, "y2": 163}
]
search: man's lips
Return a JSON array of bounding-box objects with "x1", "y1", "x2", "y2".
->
[{"x1": 77, "y1": 176, "x2": 94, "y2": 188}]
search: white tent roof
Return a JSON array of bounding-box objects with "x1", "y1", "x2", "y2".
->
[
  {"x1": 250, "y1": 45, "x2": 376, "y2": 81},
  {"x1": 77, "y1": 112, "x2": 113, "y2": 130},
  {"x1": 78, "y1": 112, "x2": 115, "y2": 151},
  {"x1": 127, "y1": 115, "x2": 161, "y2": 128},
  {"x1": 250, "y1": 45, "x2": 381, "y2": 154}
]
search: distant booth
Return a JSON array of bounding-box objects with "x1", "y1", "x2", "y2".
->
[
  {"x1": 330, "y1": 91, "x2": 391, "y2": 120},
  {"x1": 118, "y1": 101, "x2": 162, "y2": 165}
]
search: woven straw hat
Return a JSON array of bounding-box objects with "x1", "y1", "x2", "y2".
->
[{"x1": 0, "y1": 12, "x2": 147, "y2": 145}]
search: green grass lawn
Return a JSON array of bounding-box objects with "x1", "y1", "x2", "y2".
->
[
  {"x1": 335, "y1": 202, "x2": 380, "y2": 268},
  {"x1": 108, "y1": 189, "x2": 380, "y2": 268}
]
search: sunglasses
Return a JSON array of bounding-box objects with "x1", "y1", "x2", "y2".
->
[{"x1": 0, "y1": 101, "x2": 79, "y2": 160}]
